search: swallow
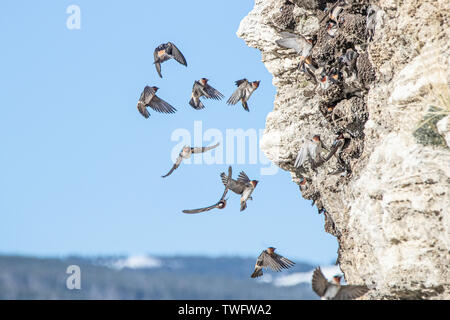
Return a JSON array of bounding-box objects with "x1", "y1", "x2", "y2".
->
[
  {"x1": 189, "y1": 78, "x2": 224, "y2": 110},
  {"x1": 137, "y1": 86, "x2": 177, "y2": 119},
  {"x1": 299, "y1": 177, "x2": 307, "y2": 191},
  {"x1": 182, "y1": 166, "x2": 232, "y2": 214},
  {"x1": 339, "y1": 49, "x2": 358, "y2": 76},
  {"x1": 251, "y1": 247, "x2": 295, "y2": 278},
  {"x1": 299, "y1": 58, "x2": 319, "y2": 84},
  {"x1": 294, "y1": 135, "x2": 328, "y2": 169},
  {"x1": 312, "y1": 267, "x2": 369, "y2": 300},
  {"x1": 319, "y1": 0, "x2": 347, "y2": 25},
  {"x1": 366, "y1": 5, "x2": 378, "y2": 42},
  {"x1": 153, "y1": 42, "x2": 187, "y2": 78},
  {"x1": 226, "y1": 79, "x2": 260, "y2": 112},
  {"x1": 319, "y1": 72, "x2": 331, "y2": 90},
  {"x1": 326, "y1": 21, "x2": 339, "y2": 38},
  {"x1": 276, "y1": 32, "x2": 315, "y2": 69},
  {"x1": 162, "y1": 142, "x2": 220, "y2": 178},
  {"x1": 220, "y1": 167, "x2": 258, "y2": 211},
  {"x1": 323, "y1": 131, "x2": 349, "y2": 162}
]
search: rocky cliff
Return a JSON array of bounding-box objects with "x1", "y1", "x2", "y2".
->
[{"x1": 237, "y1": 0, "x2": 449, "y2": 299}]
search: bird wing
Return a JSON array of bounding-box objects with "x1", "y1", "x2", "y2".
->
[
  {"x1": 182, "y1": 202, "x2": 221, "y2": 214},
  {"x1": 312, "y1": 267, "x2": 329, "y2": 297},
  {"x1": 161, "y1": 154, "x2": 183, "y2": 178},
  {"x1": 323, "y1": 139, "x2": 344, "y2": 161},
  {"x1": 237, "y1": 171, "x2": 250, "y2": 184},
  {"x1": 294, "y1": 143, "x2": 310, "y2": 168},
  {"x1": 219, "y1": 166, "x2": 232, "y2": 200},
  {"x1": 272, "y1": 253, "x2": 295, "y2": 269},
  {"x1": 258, "y1": 251, "x2": 283, "y2": 272},
  {"x1": 204, "y1": 84, "x2": 224, "y2": 100},
  {"x1": 167, "y1": 42, "x2": 187, "y2": 66},
  {"x1": 139, "y1": 86, "x2": 156, "y2": 105},
  {"x1": 226, "y1": 81, "x2": 247, "y2": 105},
  {"x1": 334, "y1": 285, "x2": 369, "y2": 300},
  {"x1": 153, "y1": 49, "x2": 163, "y2": 78},
  {"x1": 193, "y1": 81, "x2": 210, "y2": 97},
  {"x1": 191, "y1": 142, "x2": 220, "y2": 154},
  {"x1": 276, "y1": 33, "x2": 310, "y2": 55},
  {"x1": 220, "y1": 170, "x2": 245, "y2": 195},
  {"x1": 183, "y1": 167, "x2": 231, "y2": 214},
  {"x1": 148, "y1": 95, "x2": 177, "y2": 114}
]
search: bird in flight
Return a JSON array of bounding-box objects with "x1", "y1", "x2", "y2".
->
[
  {"x1": 153, "y1": 42, "x2": 187, "y2": 78},
  {"x1": 312, "y1": 267, "x2": 369, "y2": 300},
  {"x1": 161, "y1": 142, "x2": 220, "y2": 178},
  {"x1": 136, "y1": 86, "x2": 177, "y2": 119},
  {"x1": 189, "y1": 78, "x2": 224, "y2": 110},
  {"x1": 251, "y1": 247, "x2": 295, "y2": 278},
  {"x1": 220, "y1": 167, "x2": 258, "y2": 211},
  {"x1": 182, "y1": 166, "x2": 232, "y2": 214},
  {"x1": 226, "y1": 79, "x2": 260, "y2": 112},
  {"x1": 275, "y1": 32, "x2": 316, "y2": 70}
]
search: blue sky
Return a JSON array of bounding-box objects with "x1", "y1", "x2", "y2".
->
[{"x1": 0, "y1": 0, "x2": 337, "y2": 265}]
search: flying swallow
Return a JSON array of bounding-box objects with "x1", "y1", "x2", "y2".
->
[
  {"x1": 153, "y1": 42, "x2": 187, "y2": 78},
  {"x1": 137, "y1": 86, "x2": 177, "y2": 119},
  {"x1": 220, "y1": 167, "x2": 258, "y2": 211},
  {"x1": 276, "y1": 32, "x2": 315, "y2": 69},
  {"x1": 294, "y1": 135, "x2": 328, "y2": 169},
  {"x1": 312, "y1": 267, "x2": 369, "y2": 300},
  {"x1": 251, "y1": 247, "x2": 295, "y2": 278},
  {"x1": 162, "y1": 142, "x2": 220, "y2": 178},
  {"x1": 299, "y1": 58, "x2": 319, "y2": 84},
  {"x1": 182, "y1": 166, "x2": 232, "y2": 214},
  {"x1": 226, "y1": 79, "x2": 260, "y2": 112},
  {"x1": 189, "y1": 78, "x2": 224, "y2": 110}
]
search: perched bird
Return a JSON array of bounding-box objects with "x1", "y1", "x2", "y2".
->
[
  {"x1": 189, "y1": 78, "x2": 224, "y2": 110},
  {"x1": 294, "y1": 135, "x2": 328, "y2": 169},
  {"x1": 251, "y1": 247, "x2": 295, "y2": 278},
  {"x1": 226, "y1": 79, "x2": 260, "y2": 112},
  {"x1": 137, "y1": 86, "x2": 177, "y2": 119},
  {"x1": 323, "y1": 131, "x2": 349, "y2": 162},
  {"x1": 319, "y1": 0, "x2": 347, "y2": 25},
  {"x1": 366, "y1": 5, "x2": 378, "y2": 42},
  {"x1": 182, "y1": 166, "x2": 232, "y2": 214},
  {"x1": 299, "y1": 177, "x2": 307, "y2": 192},
  {"x1": 276, "y1": 32, "x2": 315, "y2": 69},
  {"x1": 153, "y1": 42, "x2": 187, "y2": 78},
  {"x1": 161, "y1": 142, "x2": 220, "y2": 178},
  {"x1": 339, "y1": 49, "x2": 358, "y2": 77},
  {"x1": 220, "y1": 168, "x2": 258, "y2": 211},
  {"x1": 326, "y1": 21, "x2": 339, "y2": 38},
  {"x1": 312, "y1": 267, "x2": 369, "y2": 300}
]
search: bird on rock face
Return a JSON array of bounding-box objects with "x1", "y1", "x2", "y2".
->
[
  {"x1": 366, "y1": 5, "x2": 379, "y2": 42},
  {"x1": 220, "y1": 167, "x2": 258, "y2": 211},
  {"x1": 312, "y1": 267, "x2": 369, "y2": 300},
  {"x1": 153, "y1": 42, "x2": 187, "y2": 78},
  {"x1": 226, "y1": 79, "x2": 260, "y2": 112},
  {"x1": 275, "y1": 32, "x2": 315, "y2": 69},
  {"x1": 182, "y1": 166, "x2": 232, "y2": 214},
  {"x1": 189, "y1": 78, "x2": 224, "y2": 110},
  {"x1": 162, "y1": 142, "x2": 220, "y2": 178},
  {"x1": 294, "y1": 135, "x2": 328, "y2": 169},
  {"x1": 251, "y1": 247, "x2": 295, "y2": 278},
  {"x1": 137, "y1": 86, "x2": 177, "y2": 119}
]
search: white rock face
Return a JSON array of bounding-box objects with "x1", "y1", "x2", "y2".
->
[{"x1": 238, "y1": 0, "x2": 450, "y2": 299}]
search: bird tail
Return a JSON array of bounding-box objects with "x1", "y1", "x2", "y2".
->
[
  {"x1": 240, "y1": 200, "x2": 247, "y2": 212},
  {"x1": 242, "y1": 100, "x2": 250, "y2": 112},
  {"x1": 189, "y1": 97, "x2": 205, "y2": 110},
  {"x1": 251, "y1": 268, "x2": 263, "y2": 278}
]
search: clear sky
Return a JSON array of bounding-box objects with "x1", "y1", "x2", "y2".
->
[{"x1": 0, "y1": 0, "x2": 337, "y2": 265}]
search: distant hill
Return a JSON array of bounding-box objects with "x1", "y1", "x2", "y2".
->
[{"x1": 0, "y1": 255, "x2": 336, "y2": 299}]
